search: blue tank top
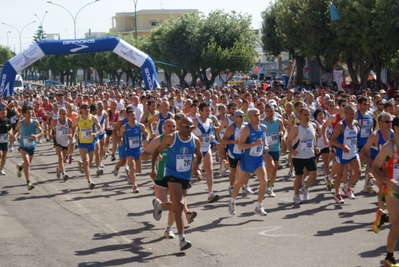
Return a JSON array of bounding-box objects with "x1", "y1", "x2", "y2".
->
[
  {"x1": 165, "y1": 132, "x2": 195, "y2": 180},
  {"x1": 370, "y1": 129, "x2": 394, "y2": 160},
  {"x1": 20, "y1": 119, "x2": 37, "y2": 149},
  {"x1": 157, "y1": 112, "x2": 172, "y2": 135},
  {"x1": 227, "y1": 123, "x2": 243, "y2": 159},
  {"x1": 263, "y1": 117, "x2": 280, "y2": 152},
  {"x1": 357, "y1": 110, "x2": 373, "y2": 146},
  {"x1": 123, "y1": 121, "x2": 142, "y2": 152},
  {"x1": 336, "y1": 120, "x2": 358, "y2": 161},
  {"x1": 241, "y1": 124, "x2": 264, "y2": 166}
]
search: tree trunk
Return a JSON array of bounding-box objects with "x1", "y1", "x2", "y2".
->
[
  {"x1": 294, "y1": 55, "x2": 304, "y2": 86},
  {"x1": 176, "y1": 70, "x2": 188, "y2": 87},
  {"x1": 190, "y1": 71, "x2": 198, "y2": 87},
  {"x1": 164, "y1": 71, "x2": 171, "y2": 90}
]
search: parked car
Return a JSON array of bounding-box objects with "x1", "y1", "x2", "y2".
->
[
  {"x1": 45, "y1": 79, "x2": 63, "y2": 88},
  {"x1": 23, "y1": 82, "x2": 32, "y2": 90}
]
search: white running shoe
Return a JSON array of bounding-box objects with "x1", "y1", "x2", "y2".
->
[
  {"x1": 333, "y1": 194, "x2": 344, "y2": 204},
  {"x1": 255, "y1": 206, "x2": 267, "y2": 216},
  {"x1": 301, "y1": 186, "x2": 310, "y2": 201},
  {"x1": 228, "y1": 200, "x2": 236, "y2": 215},
  {"x1": 0, "y1": 170, "x2": 5, "y2": 175},
  {"x1": 152, "y1": 198, "x2": 163, "y2": 221},
  {"x1": 293, "y1": 194, "x2": 302, "y2": 205},
  {"x1": 179, "y1": 236, "x2": 192, "y2": 251},
  {"x1": 164, "y1": 228, "x2": 175, "y2": 239},
  {"x1": 242, "y1": 185, "x2": 254, "y2": 195}
]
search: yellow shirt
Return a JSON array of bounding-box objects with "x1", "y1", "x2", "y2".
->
[{"x1": 77, "y1": 114, "x2": 94, "y2": 143}]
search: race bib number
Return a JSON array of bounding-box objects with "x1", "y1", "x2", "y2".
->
[
  {"x1": 128, "y1": 137, "x2": 140, "y2": 149},
  {"x1": 360, "y1": 125, "x2": 372, "y2": 138},
  {"x1": 266, "y1": 132, "x2": 278, "y2": 146},
  {"x1": 23, "y1": 136, "x2": 34, "y2": 147},
  {"x1": 301, "y1": 139, "x2": 313, "y2": 151},
  {"x1": 176, "y1": 155, "x2": 192, "y2": 172},
  {"x1": 0, "y1": 133, "x2": 8, "y2": 143},
  {"x1": 249, "y1": 144, "x2": 263, "y2": 157},
  {"x1": 82, "y1": 128, "x2": 92, "y2": 139},
  {"x1": 58, "y1": 129, "x2": 68, "y2": 138},
  {"x1": 345, "y1": 136, "x2": 357, "y2": 147}
]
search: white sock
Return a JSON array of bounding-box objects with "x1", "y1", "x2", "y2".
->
[
  {"x1": 230, "y1": 198, "x2": 236, "y2": 203},
  {"x1": 256, "y1": 202, "x2": 262, "y2": 208}
]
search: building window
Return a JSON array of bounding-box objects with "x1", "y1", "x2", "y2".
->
[{"x1": 150, "y1": 21, "x2": 160, "y2": 26}]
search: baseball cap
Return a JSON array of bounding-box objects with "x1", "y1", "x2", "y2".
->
[
  {"x1": 234, "y1": 110, "x2": 244, "y2": 116},
  {"x1": 323, "y1": 94, "x2": 330, "y2": 99},
  {"x1": 379, "y1": 89, "x2": 387, "y2": 94},
  {"x1": 268, "y1": 100, "x2": 277, "y2": 106}
]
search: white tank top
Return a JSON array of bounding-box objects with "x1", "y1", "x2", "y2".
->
[
  {"x1": 55, "y1": 118, "x2": 70, "y2": 147},
  {"x1": 293, "y1": 123, "x2": 316, "y2": 159}
]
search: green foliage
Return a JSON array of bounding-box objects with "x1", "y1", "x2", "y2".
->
[
  {"x1": 261, "y1": 0, "x2": 399, "y2": 86},
  {"x1": 0, "y1": 46, "x2": 14, "y2": 65}
]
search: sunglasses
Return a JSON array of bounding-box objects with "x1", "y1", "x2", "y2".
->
[
  {"x1": 380, "y1": 120, "x2": 392, "y2": 124},
  {"x1": 236, "y1": 115, "x2": 243, "y2": 118},
  {"x1": 181, "y1": 124, "x2": 195, "y2": 129}
]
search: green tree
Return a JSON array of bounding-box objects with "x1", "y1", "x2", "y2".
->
[
  {"x1": 33, "y1": 25, "x2": 46, "y2": 43},
  {"x1": 0, "y1": 45, "x2": 14, "y2": 65}
]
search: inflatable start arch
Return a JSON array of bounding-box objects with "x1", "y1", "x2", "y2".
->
[{"x1": 0, "y1": 36, "x2": 160, "y2": 97}]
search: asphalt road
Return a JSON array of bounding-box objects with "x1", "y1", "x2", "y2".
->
[{"x1": 0, "y1": 142, "x2": 393, "y2": 267}]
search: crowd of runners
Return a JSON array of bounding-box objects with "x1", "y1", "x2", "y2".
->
[{"x1": 1, "y1": 80, "x2": 399, "y2": 265}]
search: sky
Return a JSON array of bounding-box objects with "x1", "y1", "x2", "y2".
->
[{"x1": 1, "y1": 0, "x2": 273, "y2": 53}]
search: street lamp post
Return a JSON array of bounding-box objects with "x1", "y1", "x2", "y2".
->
[
  {"x1": 34, "y1": 11, "x2": 48, "y2": 28},
  {"x1": 2, "y1": 21, "x2": 36, "y2": 53},
  {"x1": 133, "y1": 0, "x2": 138, "y2": 40},
  {"x1": 47, "y1": 0, "x2": 100, "y2": 39},
  {"x1": 6, "y1": 31, "x2": 11, "y2": 47}
]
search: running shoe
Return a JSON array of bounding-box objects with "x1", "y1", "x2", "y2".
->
[
  {"x1": 0, "y1": 170, "x2": 5, "y2": 175},
  {"x1": 228, "y1": 200, "x2": 236, "y2": 215},
  {"x1": 342, "y1": 185, "x2": 355, "y2": 199},
  {"x1": 133, "y1": 185, "x2": 139, "y2": 193},
  {"x1": 293, "y1": 194, "x2": 302, "y2": 205},
  {"x1": 301, "y1": 186, "x2": 310, "y2": 201},
  {"x1": 164, "y1": 228, "x2": 175, "y2": 239},
  {"x1": 255, "y1": 206, "x2": 267, "y2": 216},
  {"x1": 384, "y1": 257, "x2": 399, "y2": 267},
  {"x1": 100, "y1": 163, "x2": 105, "y2": 168},
  {"x1": 207, "y1": 193, "x2": 219, "y2": 203},
  {"x1": 27, "y1": 182, "x2": 35, "y2": 191},
  {"x1": 278, "y1": 163, "x2": 283, "y2": 170},
  {"x1": 333, "y1": 194, "x2": 344, "y2": 204},
  {"x1": 113, "y1": 165, "x2": 119, "y2": 177},
  {"x1": 111, "y1": 155, "x2": 116, "y2": 161},
  {"x1": 89, "y1": 181, "x2": 96, "y2": 190},
  {"x1": 363, "y1": 174, "x2": 376, "y2": 193},
  {"x1": 78, "y1": 161, "x2": 84, "y2": 174},
  {"x1": 242, "y1": 185, "x2": 254, "y2": 195},
  {"x1": 96, "y1": 168, "x2": 103, "y2": 177},
  {"x1": 64, "y1": 156, "x2": 68, "y2": 163},
  {"x1": 179, "y1": 236, "x2": 192, "y2": 251},
  {"x1": 372, "y1": 209, "x2": 386, "y2": 234},
  {"x1": 215, "y1": 151, "x2": 219, "y2": 163},
  {"x1": 288, "y1": 170, "x2": 295, "y2": 177},
  {"x1": 228, "y1": 186, "x2": 234, "y2": 197},
  {"x1": 152, "y1": 198, "x2": 163, "y2": 221},
  {"x1": 56, "y1": 167, "x2": 61, "y2": 179},
  {"x1": 266, "y1": 188, "x2": 276, "y2": 197},
  {"x1": 16, "y1": 164, "x2": 23, "y2": 178},
  {"x1": 63, "y1": 173, "x2": 69, "y2": 182},
  {"x1": 9, "y1": 145, "x2": 13, "y2": 152},
  {"x1": 68, "y1": 156, "x2": 73, "y2": 164},
  {"x1": 186, "y1": 211, "x2": 197, "y2": 224},
  {"x1": 103, "y1": 153, "x2": 109, "y2": 160}
]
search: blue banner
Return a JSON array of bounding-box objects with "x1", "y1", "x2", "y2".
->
[{"x1": 0, "y1": 36, "x2": 160, "y2": 97}]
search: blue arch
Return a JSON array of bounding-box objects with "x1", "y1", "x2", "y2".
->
[{"x1": 0, "y1": 36, "x2": 160, "y2": 96}]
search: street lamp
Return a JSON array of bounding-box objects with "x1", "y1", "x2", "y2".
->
[
  {"x1": 6, "y1": 31, "x2": 11, "y2": 47},
  {"x1": 34, "y1": 11, "x2": 48, "y2": 28},
  {"x1": 2, "y1": 21, "x2": 36, "y2": 53},
  {"x1": 47, "y1": 0, "x2": 100, "y2": 39},
  {"x1": 133, "y1": 0, "x2": 138, "y2": 40}
]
